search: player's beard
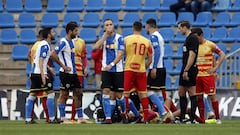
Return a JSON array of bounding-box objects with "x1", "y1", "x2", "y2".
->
[
  {"x1": 51, "y1": 36, "x2": 55, "y2": 40},
  {"x1": 71, "y1": 34, "x2": 76, "y2": 39}
]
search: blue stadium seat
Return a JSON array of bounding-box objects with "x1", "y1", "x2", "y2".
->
[
  {"x1": 123, "y1": 0, "x2": 141, "y2": 11},
  {"x1": 172, "y1": 44, "x2": 183, "y2": 59},
  {"x1": 217, "y1": 43, "x2": 227, "y2": 54},
  {"x1": 166, "y1": 76, "x2": 172, "y2": 90},
  {"x1": 228, "y1": 0, "x2": 240, "y2": 11},
  {"x1": 222, "y1": 27, "x2": 240, "y2": 43},
  {"x1": 122, "y1": 28, "x2": 132, "y2": 37},
  {"x1": 164, "y1": 59, "x2": 173, "y2": 74},
  {"x1": 226, "y1": 13, "x2": 240, "y2": 27},
  {"x1": 210, "y1": 12, "x2": 230, "y2": 27},
  {"x1": 141, "y1": 29, "x2": 149, "y2": 38},
  {"x1": 102, "y1": 13, "x2": 119, "y2": 27},
  {"x1": 230, "y1": 60, "x2": 240, "y2": 74},
  {"x1": 86, "y1": 45, "x2": 93, "y2": 60},
  {"x1": 192, "y1": 12, "x2": 212, "y2": 27},
  {"x1": 86, "y1": 0, "x2": 103, "y2": 12},
  {"x1": 19, "y1": 29, "x2": 37, "y2": 44},
  {"x1": 164, "y1": 44, "x2": 173, "y2": 59},
  {"x1": 12, "y1": 45, "x2": 29, "y2": 60},
  {"x1": 159, "y1": 0, "x2": 178, "y2": 11},
  {"x1": 25, "y1": 0, "x2": 42, "y2": 12},
  {"x1": 202, "y1": 27, "x2": 212, "y2": 39},
  {"x1": 67, "y1": 0, "x2": 84, "y2": 12},
  {"x1": 120, "y1": 13, "x2": 140, "y2": 27},
  {"x1": 173, "y1": 32, "x2": 185, "y2": 43},
  {"x1": 212, "y1": 0, "x2": 232, "y2": 12},
  {"x1": 1, "y1": 29, "x2": 18, "y2": 44},
  {"x1": 104, "y1": 0, "x2": 122, "y2": 12},
  {"x1": 229, "y1": 43, "x2": 240, "y2": 53},
  {"x1": 142, "y1": 13, "x2": 159, "y2": 26},
  {"x1": 5, "y1": 0, "x2": 23, "y2": 12},
  {"x1": 170, "y1": 60, "x2": 182, "y2": 75},
  {"x1": 210, "y1": 27, "x2": 227, "y2": 42},
  {"x1": 177, "y1": 12, "x2": 194, "y2": 25},
  {"x1": 62, "y1": 13, "x2": 80, "y2": 27},
  {"x1": 82, "y1": 13, "x2": 100, "y2": 28},
  {"x1": 159, "y1": 28, "x2": 174, "y2": 43},
  {"x1": 60, "y1": 29, "x2": 66, "y2": 38},
  {"x1": 18, "y1": 13, "x2": 36, "y2": 28},
  {"x1": 158, "y1": 12, "x2": 176, "y2": 27},
  {"x1": 142, "y1": 0, "x2": 160, "y2": 11},
  {"x1": 0, "y1": 13, "x2": 15, "y2": 28},
  {"x1": 41, "y1": 13, "x2": 59, "y2": 27},
  {"x1": 0, "y1": 0, "x2": 3, "y2": 12},
  {"x1": 46, "y1": 0, "x2": 64, "y2": 12},
  {"x1": 79, "y1": 28, "x2": 97, "y2": 43}
]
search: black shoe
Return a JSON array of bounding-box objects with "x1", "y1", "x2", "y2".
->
[
  {"x1": 121, "y1": 113, "x2": 129, "y2": 124},
  {"x1": 25, "y1": 120, "x2": 38, "y2": 124},
  {"x1": 48, "y1": 119, "x2": 61, "y2": 124}
]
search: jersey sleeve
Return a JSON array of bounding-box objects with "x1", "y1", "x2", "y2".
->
[
  {"x1": 188, "y1": 35, "x2": 199, "y2": 54},
  {"x1": 39, "y1": 45, "x2": 49, "y2": 58},
  {"x1": 150, "y1": 35, "x2": 161, "y2": 68},
  {"x1": 118, "y1": 36, "x2": 125, "y2": 51}
]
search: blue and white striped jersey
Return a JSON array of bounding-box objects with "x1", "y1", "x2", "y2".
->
[
  {"x1": 102, "y1": 33, "x2": 125, "y2": 72},
  {"x1": 149, "y1": 31, "x2": 165, "y2": 69},
  {"x1": 32, "y1": 40, "x2": 51, "y2": 74},
  {"x1": 54, "y1": 38, "x2": 76, "y2": 74}
]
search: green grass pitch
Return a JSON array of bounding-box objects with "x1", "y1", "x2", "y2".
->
[{"x1": 0, "y1": 120, "x2": 239, "y2": 135}]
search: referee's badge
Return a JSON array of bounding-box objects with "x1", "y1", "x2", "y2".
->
[{"x1": 183, "y1": 46, "x2": 187, "y2": 52}]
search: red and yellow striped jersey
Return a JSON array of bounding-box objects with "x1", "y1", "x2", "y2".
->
[
  {"x1": 124, "y1": 34, "x2": 153, "y2": 72},
  {"x1": 197, "y1": 40, "x2": 221, "y2": 76},
  {"x1": 74, "y1": 38, "x2": 87, "y2": 76}
]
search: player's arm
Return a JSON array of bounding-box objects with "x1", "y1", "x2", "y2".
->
[
  {"x1": 50, "y1": 42, "x2": 71, "y2": 72},
  {"x1": 184, "y1": 50, "x2": 197, "y2": 72},
  {"x1": 94, "y1": 32, "x2": 108, "y2": 50},
  {"x1": 39, "y1": 45, "x2": 48, "y2": 85},
  {"x1": 146, "y1": 43, "x2": 153, "y2": 69},
  {"x1": 27, "y1": 50, "x2": 32, "y2": 63},
  {"x1": 208, "y1": 45, "x2": 226, "y2": 74},
  {"x1": 82, "y1": 42, "x2": 88, "y2": 76}
]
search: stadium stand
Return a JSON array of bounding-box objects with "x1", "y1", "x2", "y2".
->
[
  {"x1": 228, "y1": 0, "x2": 240, "y2": 11},
  {"x1": 157, "y1": 12, "x2": 176, "y2": 27},
  {"x1": 18, "y1": 13, "x2": 36, "y2": 28},
  {"x1": 46, "y1": 0, "x2": 64, "y2": 12},
  {"x1": 79, "y1": 28, "x2": 97, "y2": 43},
  {"x1": 164, "y1": 59, "x2": 173, "y2": 75},
  {"x1": 159, "y1": 0, "x2": 177, "y2": 11},
  {"x1": 164, "y1": 44, "x2": 173, "y2": 59},
  {"x1": 66, "y1": 0, "x2": 84, "y2": 12},
  {"x1": 123, "y1": 0, "x2": 141, "y2": 11},
  {"x1": 192, "y1": 12, "x2": 212, "y2": 27},
  {"x1": 210, "y1": 27, "x2": 228, "y2": 43},
  {"x1": 41, "y1": 13, "x2": 59, "y2": 27},
  {"x1": 141, "y1": 13, "x2": 159, "y2": 26},
  {"x1": 227, "y1": 12, "x2": 240, "y2": 27},
  {"x1": 104, "y1": 0, "x2": 122, "y2": 12},
  {"x1": 0, "y1": 13, "x2": 15, "y2": 28},
  {"x1": 142, "y1": 0, "x2": 160, "y2": 12},
  {"x1": 11, "y1": 45, "x2": 29, "y2": 61},
  {"x1": 223, "y1": 27, "x2": 240, "y2": 43},
  {"x1": 19, "y1": 29, "x2": 37, "y2": 44},
  {"x1": 210, "y1": 12, "x2": 231, "y2": 27},
  {"x1": 159, "y1": 28, "x2": 175, "y2": 43},
  {"x1": 62, "y1": 13, "x2": 81, "y2": 27},
  {"x1": 25, "y1": 0, "x2": 42, "y2": 12},
  {"x1": 86, "y1": 0, "x2": 103, "y2": 12},
  {"x1": 82, "y1": 13, "x2": 100, "y2": 28},
  {"x1": 102, "y1": 13, "x2": 119, "y2": 27},
  {"x1": 202, "y1": 27, "x2": 212, "y2": 39},
  {"x1": 5, "y1": 0, "x2": 23, "y2": 12},
  {"x1": 177, "y1": 12, "x2": 194, "y2": 25},
  {"x1": 1, "y1": 29, "x2": 18, "y2": 44},
  {"x1": 120, "y1": 13, "x2": 140, "y2": 27},
  {"x1": 0, "y1": 0, "x2": 3, "y2": 12}
]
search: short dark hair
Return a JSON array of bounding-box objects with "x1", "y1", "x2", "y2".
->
[
  {"x1": 133, "y1": 21, "x2": 142, "y2": 32},
  {"x1": 38, "y1": 29, "x2": 43, "y2": 38},
  {"x1": 146, "y1": 18, "x2": 157, "y2": 28},
  {"x1": 178, "y1": 20, "x2": 191, "y2": 29},
  {"x1": 66, "y1": 21, "x2": 78, "y2": 33},
  {"x1": 41, "y1": 27, "x2": 52, "y2": 39},
  {"x1": 191, "y1": 27, "x2": 203, "y2": 36},
  {"x1": 103, "y1": 18, "x2": 113, "y2": 23}
]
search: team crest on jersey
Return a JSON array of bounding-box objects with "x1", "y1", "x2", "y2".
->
[
  {"x1": 42, "y1": 52, "x2": 46, "y2": 57},
  {"x1": 55, "y1": 46, "x2": 59, "y2": 51}
]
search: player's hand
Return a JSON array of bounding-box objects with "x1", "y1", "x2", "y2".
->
[
  {"x1": 150, "y1": 69, "x2": 157, "y2": 79},
  {"x1": 48, "y1": 67, "x2": 55, "y2": 76},
  {"x1": 207, "y1": 68, "x2": 216, "y2": 74},
  {"x1": 63, "y1": 66, "x2": 71, "y2": 73},
  {"x1": 103, "y1": 64, "x2": 112, "y2": 71},
  {"x1": 182, "y1": 72, "x2": 189, "y2": 81},
  {"x1": 41, "y1": 74, "x2": 47, "y2": 85},
  {"x1": 83, "y1": 68, "x2": 88, "y2": 76}
]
